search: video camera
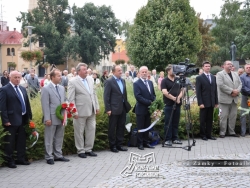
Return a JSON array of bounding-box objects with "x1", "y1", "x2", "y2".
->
[{"x1": 172, "y1": 58, "x2": 199, "y2": 76}]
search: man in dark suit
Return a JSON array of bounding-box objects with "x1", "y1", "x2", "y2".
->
[
  {"x1": 0, "y1": 71, "x2": 32, "y2": 168},
  {"x1": 134, "y1": 66, "x2": 156, "y2": 150},
  {"x1": 60, "y1": 70, "x2": 69, "y2": 91},
  {"x1": 104, "y1": 65, "x2": 131, "y2": 153},
  {"x1": 196, "y1": 61, "x2": 218, "y2": 141},
  {"x1": 129, "y1": 65, "x2": 137, "y2": 79}
]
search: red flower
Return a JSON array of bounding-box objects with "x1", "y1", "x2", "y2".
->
[
  {"x1": 29, "y1": 121, "x2": 36, "y2": 129},
  {"x1": 32, "y1": 131, "x2": 37, "y2": 137},
  {"x1": 62, "y1": 103, "x2": 68, "y2": 109},
  {"x1": 69, "y1": 103, "x2": 74, "y2": 108},
  {"x1": 72, "y1": 108, "x2": 77, "y2": 113},
  {"x1": 67, "y1": 113, "x2": 72, "y2": 118},
  {"x1": 66, "y1": 108, "x2": 71, "y2": 112}
]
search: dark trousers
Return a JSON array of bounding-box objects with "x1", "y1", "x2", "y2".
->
[
  {"x1": 200, "y1": 107, "x2": 214, "y2": 138},
  {"x1": 3, "y1": 125, "x2": 26, "y2": 163},
  {"x1": 164, "y1": 105, "x2": 181, "y2": 141},
  {"x1": 136, "y1": 113, "x2": 151, "y2": 145},
  {"x1": 108, "y1": 106, "x2": 126, "y2": 149}
]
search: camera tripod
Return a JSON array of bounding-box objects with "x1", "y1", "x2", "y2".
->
[{"x1": 162, "y1": 77, "x2": 196, "y2": 151}]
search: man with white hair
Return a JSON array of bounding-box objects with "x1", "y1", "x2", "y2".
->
[
  {"x1": 129, "y1": 65, "x2": 137, "y2": 79},
  {"x1": 124, "y1": 71, "x2": 133, "y2": 83},
  {"x1": 133, "y1": 66, "x2": 156, "y2": 150},
  {"x1": 61, "y1": 70, "x2": 69, "y2": 91},
  {"x1": 152, "y1": 69, "x2": 158, "y2": 83},
  {"x1": 0, "y1": 71, "x2": 32, "y2": 168}
]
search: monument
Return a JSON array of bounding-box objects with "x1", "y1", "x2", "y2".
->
[{"x1": 230, "y1": 42, "x2": 239, "y2": 71}]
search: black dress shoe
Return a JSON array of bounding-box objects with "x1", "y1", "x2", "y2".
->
[
  {"x1": 7, "y1": 163, "x2": 17, "y2": 168},
  {"x1": 143, "y1": 143, "x2": 155, "y2": 148},
  {"x1": 47, "y1": 159, "x2": 54, "y2": 165},
  {"x1": 111, "y1": 148, "x2": 119, "y2": 153},
  {"x1": 202, "y1": 137, "x2": 208, "y2": 141},
  {"x1": 117, "y1": 146, "x2": 128, "y2": 151},
  {"x1": 219, "y1": 135, "x2": 225, "y2": 138},
  {"x1": 85, "y1": 151, "x2": 97, "y2": 157},
  {"x1": 138, "y1": 145, "x2": 144, "y2": 150},
  {"x1": 15, "y1": 160, "x2": 30, "y2": 165},
  {"x1": 78, "y1": 153, "x2": 87, "y2": 158},
  {"x1": 54, "y1": 157, "x2": 70, "y2": 162},
  {"x1": 207, "y1": 137, "x2": 217, "y2": 140},
  {"x1": 229, "y1": 134, "x2": 240, "y2": 137}
]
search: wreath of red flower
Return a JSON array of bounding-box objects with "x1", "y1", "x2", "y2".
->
[{"x1": 56, "y1": 102, "x2": 77, "y2": 120}]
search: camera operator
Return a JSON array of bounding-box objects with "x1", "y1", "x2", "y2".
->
[{"x1": 161, "y1": 64, "x2": 183, "y2": 146}]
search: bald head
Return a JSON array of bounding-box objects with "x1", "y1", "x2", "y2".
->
[{"x1": 9, "y1": 71, "x2": 22, "y2": 86}]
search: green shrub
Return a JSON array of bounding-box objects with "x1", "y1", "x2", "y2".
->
[{"x1": 0, "y1": 85, "x2": 243, "y2": 164}]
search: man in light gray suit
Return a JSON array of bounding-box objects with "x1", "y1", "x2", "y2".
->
[
  {"x1": 27, "y1": 72, "x2": 40, "y2": 98},
  {"x1": 217, "y1": 60, "x2": 242, "y2": 138},
  {"x1": 68, "y1": 63, "x2": 100, "y2": 158},
  {"x1": 41, "y1": 69, "x2": 70, "y2": 165}
]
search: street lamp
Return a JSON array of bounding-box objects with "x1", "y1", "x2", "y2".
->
[
  {"x1": 25, "y1": 26, "x2": 35, "y2": 68},
  {"x1": 10, "y1": 52, "x2": 14, "y2": 71}
]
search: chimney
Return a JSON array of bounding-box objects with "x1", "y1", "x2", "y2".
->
[
  {"x1": 14, "y1": 28, "x2": 16, "y2": 31},
  {"x1": 7, "y1": 26, "x2": 9, "y2": 31}
]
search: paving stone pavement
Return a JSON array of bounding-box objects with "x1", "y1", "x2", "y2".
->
[{"x1": 1, "y1": 136, "x2": 250, "y2": 188}]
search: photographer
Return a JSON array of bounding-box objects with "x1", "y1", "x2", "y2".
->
[{"x1": 161, "y1": 64, "x2": 183, "y2": 146}]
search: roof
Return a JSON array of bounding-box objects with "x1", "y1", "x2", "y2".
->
[
  {"x1": 112, "y1": 50, "x2": 130, "y2": 62},
  {"x1": 0, "y1": 30, "x2": 23, "y2": 44}
]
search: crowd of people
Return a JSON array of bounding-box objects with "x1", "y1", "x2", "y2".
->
[{"x1": 0, "y1": 60, "x2": 249, "y2": 169}]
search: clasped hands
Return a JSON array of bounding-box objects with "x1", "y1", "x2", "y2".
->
[
  {"x1": 173, "y1": 96, "x2": 181, "y2": 104},
  {"x1": 231, "y1": 89, "x2": 239, "y2": 97}
]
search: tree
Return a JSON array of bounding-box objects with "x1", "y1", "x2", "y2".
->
[
  {"x1": 17, "y1": 0, "x2": 72, "y2": 65},
  {"x1": 118, "y1": 21, "x2": 132, "y2": 39},
  {"x1": 72, "y1": 3, "x2": 120, "y2": 64},
  {"x1": 235, "y1": 0, "x2": 250, "y2": 59},
  {"x1": 126, "y1": 0, "x2": 202, "y2": 70},
  {"x1": 196, "y1": 13, "x2": 219, "y2": 66},
  {"x1": 211, "y1": 0, "x2": 243, "y2": 63}
]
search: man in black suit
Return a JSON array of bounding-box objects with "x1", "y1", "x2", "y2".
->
[
  {"x1": 0, "y1": 71, "x2": 32, "y2": 168},
  {"x1": 104, "y1": 65, "x2": 131, "y2": 153},
  {"x1": 196, "y1": 61, "x2": 218, "y2": 141},
  {"x1": 133, "y1": 66, "x2": 156, "y2": 150}
]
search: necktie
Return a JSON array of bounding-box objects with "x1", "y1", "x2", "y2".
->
[
  {"x1": 82, "y1": 79, "x2": 90, "y2": 93},
  {"x1": 206, "y1": 74, "x2": 211, "y2": 83},
  {"x1": 14, "y1": 86, "x2": 26, "y2": 113},
  {"x1": 144, "y1": 79, "x2": 151, "y2": 93},
  {"x1": 55, "y1": 85, "x2": 61, "y2": 101}
]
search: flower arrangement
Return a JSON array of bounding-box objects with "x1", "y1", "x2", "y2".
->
[
  {"x1": 56, "y1": 102, "x2": 78, "y2": 125},
  {"x1": 26, "y1": 121, "x2": 39, "y2": 149},
  {"x1": 149, "y1": 99, "x2": 164, "y2": 120},
  {"x1": 21, "y1": 50, "x2": 43, "y2": 62}
]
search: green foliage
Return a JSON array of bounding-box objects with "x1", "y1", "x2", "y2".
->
[
  {"x1": 0, "y1": 124, "x2": 10, "y2": 165},
  {"x1": 126, "y1": 0, "x2": 202, "y2": 70},
  {"x1": 72, "y1": 3, "x2": 120, "y2": 64},
  {"x1": 17, "y1": 0, "x2": 72, "y2": 65},
  {"x1": 211, "y1": 0, "x2": 243, "y2": 63},
  {"x1": 115, "y1": 59, "x2": 125, "y2": 65},
  {"x1": 196, "y1": 13, "x2": 219, "y2": 66},
  {"x1": 210, "y1": 65, "x2": 223, "y2": 75},
  {"x1": 21, "y1": 50, "x2": 43, "y2": 62},
  {"x1": 149, "y1": 99, "x2": 164, "y2": 114}
]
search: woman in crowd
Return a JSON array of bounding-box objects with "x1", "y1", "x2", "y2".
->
[
  {"x1": 1, "y1": 70, "x2": 9, "y2": 87},
  {"x1": 44, "y1": 74, "x2": 51, "y2": 86},
  {"x1": 158, "y1": 71, "x2": 164, "y2": 90},
  {"x1": 92, "y1": 73, "x2": 101, "y2": 87},
  {"x1": 101, "y1": 71, "x2": 109, "y2": 85}
]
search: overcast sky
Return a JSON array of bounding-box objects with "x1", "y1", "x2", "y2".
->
[{"x1": 2, "y1": 0, "x2": 226, "y2": 32}]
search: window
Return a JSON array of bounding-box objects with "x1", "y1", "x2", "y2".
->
[
  {"x1": 7, "y1": 48, "x2": 10, "y2": 55},
  {"x1": 11, "y1": 48, "x2": 15, "y2": 56},
  {"x1": 39, "y1": 37, "x2": 44, "y2": 47}
]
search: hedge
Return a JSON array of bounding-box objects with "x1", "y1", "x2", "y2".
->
[{"x1": 0, "y1": 83, "x2": 242, "y2": 164}]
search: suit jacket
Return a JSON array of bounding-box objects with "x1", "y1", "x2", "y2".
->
[
  {"x1": 60, "y1": 76, "x2": 68, "y2": 87},
  {"x1": 216, "y1": 70, "x2": 242, "y2": 104},
  {"x1": 27, "y1": 77, "x2": 40, "y2": 91},
  {"x1": 41, "y1": 83, "x2": 66, "y2": 125},
  {"x1": 68, "y1": 76, "x2": 99, "y2": 117},
  {"x1": 129, "y1": 71, "x2": 137, "y2": 78},
  {"x1": 0, "y1": 83, "x2": 32, "y2": 126},
  {"x1": 195, "y1": 73, "x2": 218, "y2": 107},
  {"x1": 104, "y1": 77, "x2": 129, "y2": 115},
  {"x1": 133, "y1": 79, "x2": 156, "y2": 115}
]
